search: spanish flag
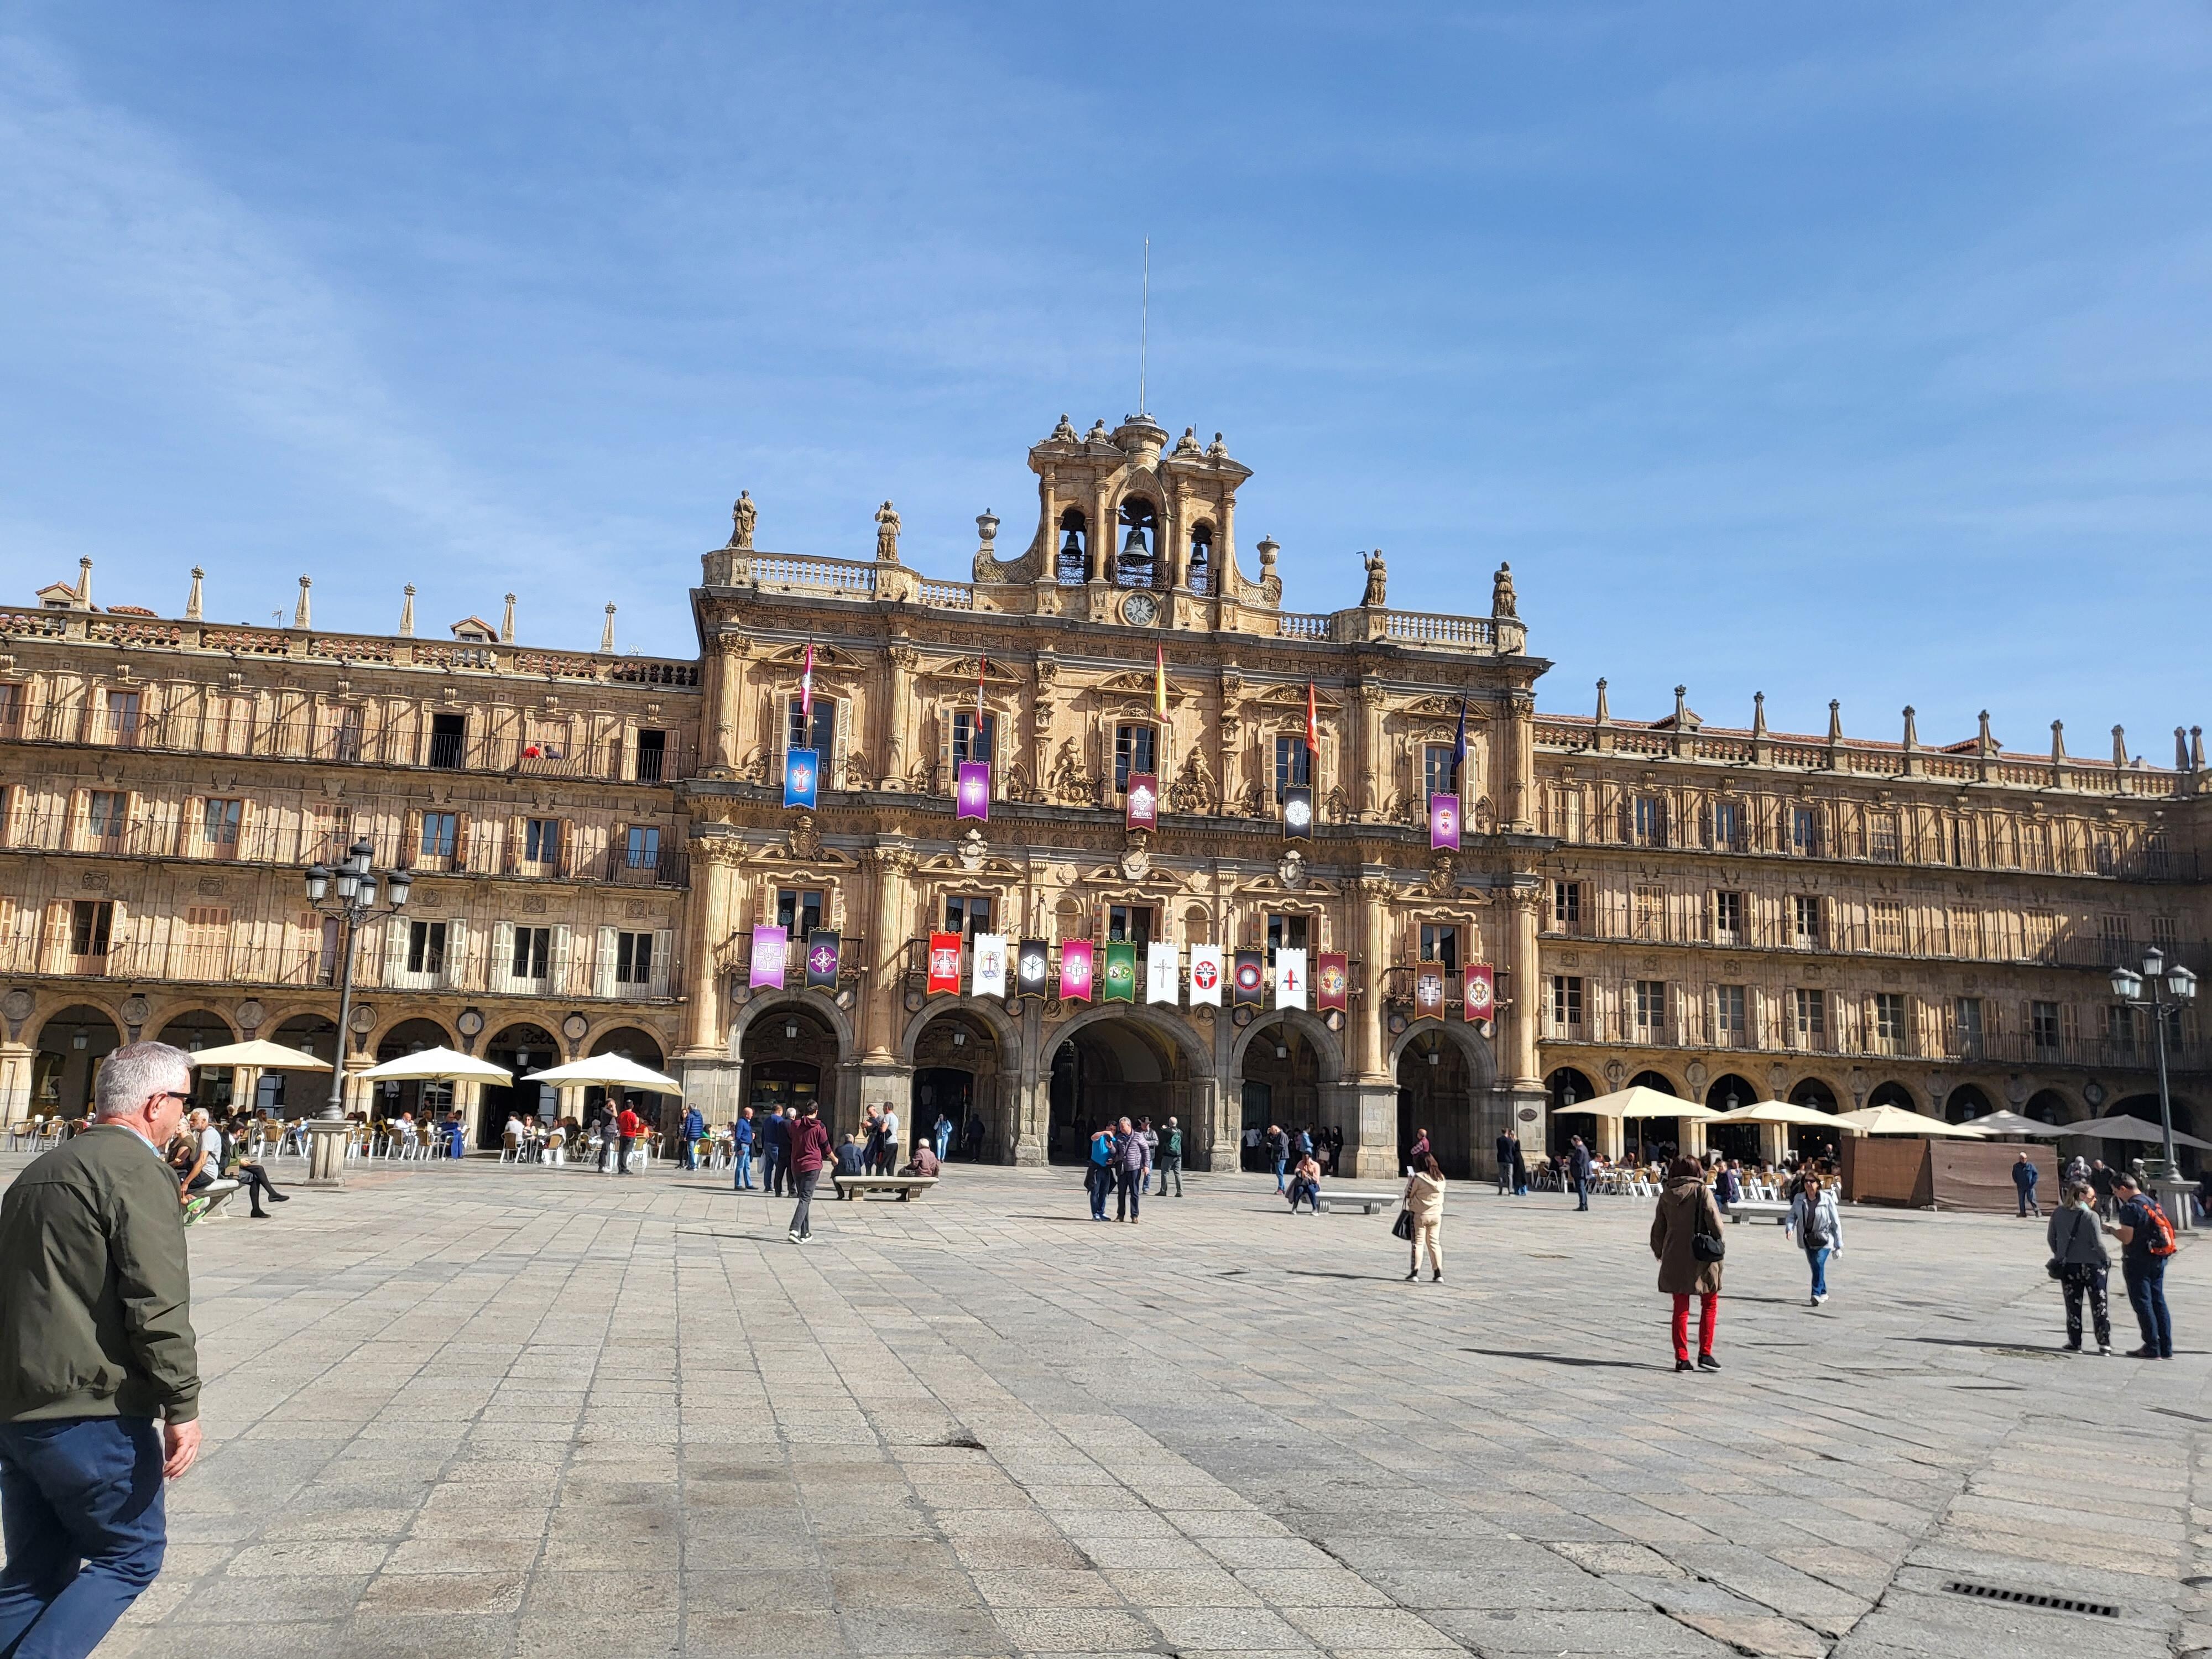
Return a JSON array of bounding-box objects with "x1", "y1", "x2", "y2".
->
[
  {"x1": 1154, "y1": 644, "x2": 1168, "y2": 721},
  {"x1": 1306, "y1": 681, "x2": 1319, "y2": 754}
]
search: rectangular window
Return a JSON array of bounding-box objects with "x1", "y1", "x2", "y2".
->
[
  {"x1": 1264, "y1": 912, "x2": 1306, "y2": 962},
  {"x1": 634, "y1": 728, "x2": 667, "y2": 783},
  {"x1": 105, "y1": 690, "x2": 142, "y2": 747},
  {"x1": 2098, "y1": 913, "x2": 2132, "y2": 953},
  {"x1": 1791, "y1": 894, "x2": 1822, "y2": 950},
  {"x1": 1874, "y1": 992, "x2": 1907, "y2": 1048},
  {"x1": 1870, "y1": 901, "x2": 1904, "y2": 952},
  {"x1": 1793, "y1": 988, "x2": 1825, "y2": 1040},
  {"x1": 1954, "y1": 997, "x2": 1985, "y2": 1055},
  {"x1": 1274, "y1": 734, "x2": 1312, "y2": 802},
  {"x1": 1632, "y1": 795, "x2": 1667, "y2": 847},
  {"x1": 1549, "y1": 975, "x2": 1584, "y2": 1028},
  {"x1": 1712, "y1": 890, "x2": 1744, "y2": 945},
  {"x1": 202, "y1": 797, "x2": 243, "y2": 848},
  {"x1": 1870, "y1": 812, "x2": 1901, "y2": 862},
  {"x1": 951, "y1": 711, "x2": 995, "y2": 766},
  {"x1": 2150, "y1": 916, "x2": 2178, "y2": 948},
  {"x1": 1632, "y1": 884, "x2": 1665, "y2": 941},
  {"x1": 406, "y1": 920, "x2": 447, "y2": 976},
  {"x1": 1713, "y1": 984, "x2": 1747, "y2": 1043},
  {"x1": 775, "y1": 888, "x2": 825, "y2": 937},
  {"x1": 614, "y1": 931, "x2": 654, "y2": 984},
  {"x1": 1713, "y1": 800, "x2": 1744, "y2": 851},
  {"x1": 1634, "y1": 980, "x2": 1667, "y2": 1036},
  {"x1": 786, "y1": 698, "x2": 837, "y2": 757},
  {"x1": 428, "y1": 712, "x2": 466, "y2": 770},
  {"x1": 333, "y1": 705, "x2": 364, "y2": 763},
  {"x1": 2093, "y1": 835, "x2": 2116, "y2": 876},
  {"x1": 1114, "y1": 723, "x2": 1157, "y2": 792},
  {"x1": 70, "y1": 899, "x2": 113, "y2": 957},
  {"x1": 2031, "y1": 1000, "x2": 2061, "y2": 1053},
  {"x1": 1949, "y1": 905, "x2": 1984, "y2": 959},
  {"x1": 1791, "y1": 806, "x2": 1820, "y2": 857},
  {"x1": 1552, "y1": 880, "x2": 1582, "y2": 931},
  {"x1": 1418, "y1": 922, "x2": 1460, "y2": 974},
  {"x1": 85, "y1": 790, "x2": 126, "y2": 843},
  {"x1": 1424, "y1": 745, "x2": 1460, "y2": 798},
  {"x1": 420, "y1": 811, "x2": 458, "y2": 859},
  {"x1": 512, "y1": 926, "x2": 551, "y2": 979},
  {"x1": 624, "y1": 825, "x2": 661, "y2": 870},
  {"x1": 1112, "y1": 905, "x2": 1157, "y2": 947},
  {"x1": 945, "y1": 895, "x2": 994, "y2": 938},
  {"x1": 2107, "y1": 1003, "x2": 2139, "y2": 1049},
  {"x1": 524, "y1": 817, "x2": 559, "y2": 864}
]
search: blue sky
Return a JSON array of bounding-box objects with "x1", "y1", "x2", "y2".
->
[{"x1": 4, "y1": 2, "x2": 2208, "y2": 757}]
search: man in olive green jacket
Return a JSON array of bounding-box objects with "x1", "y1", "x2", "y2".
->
[{"x1": 0, "y1": 1040, "x2": 203, "y2": 1658}]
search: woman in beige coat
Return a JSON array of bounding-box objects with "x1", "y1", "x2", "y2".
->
[
  {"x1": 1402, "y1": 1154, "x2": 1445, "y2": 1282},
  {"x1": 1650, "y1": 1155, "x2": 1724, "y2": 1372}
]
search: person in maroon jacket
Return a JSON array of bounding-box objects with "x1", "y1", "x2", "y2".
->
[{"x1": 786, "y1": 1104, "x2": 832, "y2": 1243}]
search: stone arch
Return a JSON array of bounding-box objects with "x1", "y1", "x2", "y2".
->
[
  {"x1": 1627, "y1": 1067, "x2": 1678, "y2": 1094},
  {"x1": 1866, "y1": 1079, "x2": 1917, "y2": 1111},
  {"x1": 1393, "y1": 1022, "x2": 1498, "y2": 1178},
  {"x1": 156, "y1": 1008, "x2": 238, "y2": 1114},
  {"x1": 1230, "y1": 1008, "x2": 1347, "y2": 1082},
  {"x1": 905, "y1": 1004, "x2": 1016, "y2": 1164},
  {"x1": 1387, "y1": 1020, "x2": 1497, "y2": 1082},
  {"x1": 1045, "y1": 1003, "x2": 1215, "y2": 1079},
  {"x1": 1942, "y1": 1082, "x2": 1995, "y2": 1123},
  {"x1": 1232, "y1": 1010, "x2": 1343, "y2": 1169},
  {"x1": 33, "y1": 1004, "x2": 124, "y2": 1119},
  {"x1": 732, "y1": 990, "x2": 855, "y2": 1060},
  {"x1": 1544, "y1": 1065, "x2": 1600, "y2": 1157},
  {"x1": 481, "y1": 1021, "x2": 561, "y2": 1149},
  {"x1": 2025, "y1": 1087, "x2": 2077, "y2": 1126},
  {"x1": 1045, "y1": 1004, "x2": 1214, "y2": 1166},
  {"x1": 370, "y1": 1016, "x2": 453, "y2": 1122},
  {"x1": 898, "y1": 997, "x2": 1021, "y2": 1068}
]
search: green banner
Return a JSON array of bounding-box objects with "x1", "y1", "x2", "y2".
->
[{"x1": 1103, "y1": 940, "x2": 1138, "y2": 1003}]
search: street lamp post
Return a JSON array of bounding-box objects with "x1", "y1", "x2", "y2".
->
[
  {"x1": 300, "y1": 838, "x2": 412, "y2": 1184},
  {"x1": 2109, "y1": 946, "x2": 2197, "y2": 1198}
]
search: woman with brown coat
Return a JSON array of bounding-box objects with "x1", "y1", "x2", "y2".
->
[{"x1": 1650, "y1": 1155, "x2": 1724, "y2": 1373}]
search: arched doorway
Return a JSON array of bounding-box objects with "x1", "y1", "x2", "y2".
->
[
  {"x1": 587, "y1": 1026, "x2": 670, "y2": 1129},
  {"x1": 1047, "y1": 1012, "x2": 1198, "y2": 1166},
  {"x1": 33, "y1": 1006, "x2": 122, "y2": 1120},
  {"x1": 1237, "y1": 1013, "x2": 1337, "y2": 1169},
  {"x1": 481, "y1": 1022, "x2": 561, "y2": 1147},
  {"x1": 1791, "y1": 1077, "x2": 1847, "y2": 1161},
  {"x1": 1393, "y1": 1025, "x2": 1493, "y2": 1178},
  {"x1": 1705, "y1": 1072, "x2": 1764, "y2": 1165},
  {"x1": 155, "y1": 1010, "x2": 236, "y2": 1112},
  {"x1": 1623, "y1": 1071, "x2": 1682, "y2": 1164},
  {"x1": 740, "y1": 1001, "x2": 839, "y2": 1124},
  {"x1": 1545, "y1": 1067, "x2": 1598, "y2": 1158},
  {"x1": 1943, "y1": 1083, "x2": 1993, "y2": 1124},
  {"x1": 909, "y1": 1008, "x2": 1005, "y2": 1163},
  {"x1": 2025, "y1": 1089, "x2": 2072, "y2": 1127},
  {"x1": 267, "y1": 1015, "x2": 339, "y2": 1118},
  {"x1": 372, "y1": 1017, "x2": 452, "y2": 1123},
  {"x1": 2109, "y1": 1093, "x2": 2199, "y2": 1176}
]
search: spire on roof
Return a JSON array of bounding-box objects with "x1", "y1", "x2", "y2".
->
[
  {"x1": 293, "y1": 576, "x2": 312, "y2": 630},
  {"x1": 500, "y1": 593, "x2": 517, "y2": 644},
  {"x1": 599, "y1": 603, "x2": 617, "y2": 654},
  {"x1": 184, "y1": 567, "x2": 204, "y2": 622},
  {"x1": 1751, "y1": 691, "x2": 1767, "y2": 739},
  {"x1": 2112, "y1": 724, "x2": 2128, "y2": 769},
  {"x1": 74, "y1": 557, "x2": 92, "y2": 612},
  {"x1": 398, "y1": 585, "x2": 416, "y2": 638}
]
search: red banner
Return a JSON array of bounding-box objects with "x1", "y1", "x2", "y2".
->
[
  {"x1": 1463, "y1": 963, "x2": 1495, "y2": 1022},
  {"x1": 1317, "y1": 952, "x2": 1349, "y2": 1013},
  {"x1": 1414, "y1": 966, "x2": 1445, "y2": 1019},
  {"x1": 926, "y1": 931, "x2": 962, "y2": 996}
]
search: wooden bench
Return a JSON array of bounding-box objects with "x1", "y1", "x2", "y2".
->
[
  {"x1": 832, "y1": 1173, "x2": 938, "y2": 1202},
  {"x1": 1725, "y1": 1199, "x2": 1791, "y2": 1225},
  {"x1": 1312, "y1": 1190, "x2": 1397, "y2": 1215}
]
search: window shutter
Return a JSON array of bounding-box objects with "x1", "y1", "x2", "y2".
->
[
  {"x1": 0, "y1": 782, "x2": 12, "y2": 848},
  {"x1": 773, "y1": 691, "x2": 790, "y2": 775},
  {"x1": 651, "y1": 928, "x2": 674, "y2": 999},
  {"x1": 492, "y1": 921, "x2": 514, "y2": 995},
  {"x1": 551, "y1": 924, "x2": 573, "y2": 996},
  {"x1": 594, "y1": 926, "x2": 617, "y2": 998},
  {"x1": 557, "y1": 818, "x2": 575, "y2": 879},
  {"x1": 1160, "y1": 723, "x2": 1175, "y2": 804},
  {"x1": 454, "y1": 812, "x2": 473, "y2": 872},
  {"x1": 504, "y1": 814, "x2": 521, "y2": 874},
  {"x1": 400, "y1": 808, "x2": 423, "y2": 869},
  {"x1": 444, "y1": 918, "x2": 468, "y2": 990},
  {"x1": 938, "y1": 702, "x2": 954, "y2": 796},
  {"x1": 383, "y1": 915, "x2": 409, "y2": 985},
  {"x1": 180, "y1": 795, "x2": 202, "y2": 858},
  {"x1": 107, "y1": 897, "x2": 129, "y2": 974},
  {"x1": 1698, "y1": 800, "x2": 1713, "y2": 849},
  {"x1": 40, "y1": 900, "x2": 65, "y2": 973},
  {"x1": 833, "y1": 697, "x2": 851, "y2": 790}
]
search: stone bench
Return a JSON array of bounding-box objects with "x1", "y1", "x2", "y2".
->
[
  {"x1": 184, "y1": 1178, "x2": 241, "y2": 1225},
  {"x1": 832, "y1": 1174, "x2": 938, "y2": 1202},
  {"x1": 1725, "y1": 1199, "x2": 1791, "y2": 1224},
  {"x1": 1312, "y1": 1190, "x2": 1397, "y2": 1215}
]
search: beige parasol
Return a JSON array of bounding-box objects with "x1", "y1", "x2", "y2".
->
[
  {"x1": 186, "y1": 1039, "x2": 333, "y2": 1071},
  {"x1": 1567, "y1": 1085, "x2": 1717, "y2": 1120},
  {"x1": 358, "y1": 1046, "x2": 513, "y2": 1084},
  {"x1": 519, "y1": 1054, "x2": 684, "y2": 1095},
  {"x1": 1832, "y1": 1104, "x2": 1989, "y2": 1137}
]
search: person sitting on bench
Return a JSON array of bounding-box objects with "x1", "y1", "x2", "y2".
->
[
  {"x1": 833, "y1": 1134, "x2": 867, "y2": 1177},
  {"x1": 1286, "y1": 1151, "x2": 1323, "y2": 1214},
  {"x1": 900, "y1": 1140, "x2": 940, "y2": 1179}
]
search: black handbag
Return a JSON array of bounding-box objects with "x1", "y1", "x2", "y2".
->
[
  {"x1": 1692, "y1": 1230, "x2": 1725, "y2": 1262},
  {"x1": 1391, "y1": 1208, "x2": 1415, "y2": 1241}
]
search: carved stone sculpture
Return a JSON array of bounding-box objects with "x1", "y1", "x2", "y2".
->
[
  {"x1": 1492, "y1": 562, "x2": 1517, "y2": 618},
  {"x1": 875, "y1": 501, "x2": 901, "y2": 563},
  {"x1": 1167, "y1": 750, "x2": 1217, "y2": 815},
  {"x1": 1048, "y1": 738, "x2": 1093, "y2": 806},
  {"x1": 729, "y1": 491, "x2": 757, "y2": 549},
  {"x1": 1360, "y1": 550, "x2": 1387, "y2": 608}
]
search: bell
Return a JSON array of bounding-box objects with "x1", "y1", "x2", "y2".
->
[
  {"x1": 1121, "y1": 523, "x2": 1149, "y2": 556},
  {"x1": 1060, "y1": 526, "x2": 1083, "y2": 557}
]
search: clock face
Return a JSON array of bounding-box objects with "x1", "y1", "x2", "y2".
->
[{"x1": 1121, "y1": 591, "x2": 1160, "y2": 627}]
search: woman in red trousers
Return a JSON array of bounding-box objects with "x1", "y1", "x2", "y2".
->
[{"x1": 1651, "y1": 1155, "x2": 1724, "y2": 1373}]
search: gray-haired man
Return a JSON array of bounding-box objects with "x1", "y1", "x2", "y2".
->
[{"x1": 0, "y1": 1041, "x2": 203, "y2": 1657}]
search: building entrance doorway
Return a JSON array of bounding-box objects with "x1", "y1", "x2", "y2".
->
[{"x1": 1047, "y1": 1016, "x2": 1193, "y2": 1165}]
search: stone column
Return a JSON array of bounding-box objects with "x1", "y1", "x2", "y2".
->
[
  {"x1": 1012, "y1": 997, "x2": 1047, "y2": 1165},
  {"x1": 0, "y1": 1041, "x2": 34, "y2": 1126},
  {"x1": 681, "y1": 838, "x2": 742, "y2": 1055},
  {"x1": 1495, "y1": 879, "x2": 1550, "y2": 1159},
  {"x1": 1341, "y1": 875, "x2": 1400, "y2": 1177},
  {"x1": 884, "y1": 643, "x2": 917, "y2": 791},
  {"x1": 706, "y1": 633, "x2": 750, "y2": 772},
  {"x1": 860, "y1": 845, "x2": 915, "y2": 1070},
  {"x1": 1505, "y1": 691, "x2": 1537, "y2": 832},
  {"x1": 1355, "y1": 683, "x2": 1387, "y2": 821}
]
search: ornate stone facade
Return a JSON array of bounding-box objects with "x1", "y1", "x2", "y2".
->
[{"x1": 4, "y1": 413, "x2": 2204, "y2": 1172}]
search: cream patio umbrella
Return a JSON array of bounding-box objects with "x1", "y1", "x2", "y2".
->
[
  {"x1": 1569, "y1": 1085, "x2": 1718, "y2": 1121},
  {"x1": 1705, "y1": 1098, "x2": 1849, "y2": 1129},
  {"x1": 1952, "y1": 1109, "x2": 2069, "y2": 1139},
  {"x1": 358, "y1": 1047, "x2": 513, "y2": 1084},
  {"x1": 185, "y1": 1038, "x2": 333, "y2": 1071},
  {"x1": 1832, "y1": 1104, "x2": 1990, "y2": 1137},
  {"x1": 519, "y1": 1053, "x2": 684, "y2": 1095},
  {"x1": 2058, "y1": 1114, "x2": 2212, "y2": 1152}
]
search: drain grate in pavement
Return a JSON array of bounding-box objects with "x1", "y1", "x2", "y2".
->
[{"x1": 1942, "y1": 1580, "x2": 2117, "y2": 1619}]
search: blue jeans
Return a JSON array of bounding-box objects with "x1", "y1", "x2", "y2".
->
[
  {"x1": 0, "y1": 1415, "x2": 168, "y2": 1659},
  {"x1": 1273, "y1": 1157, "x2": 1287, "y2": 1193},
  {"x1": 1088, "y1": 1165, "x2": 1110, "y2": 1219},
  {"x1": 2016, "y1": 1187, "x2": 2036, "y2": 1216},
  {"x1": 935, "y1": 1127, "x2": 952, "y2": 1159},
  {"x1": 763, "y1": 1150, "x2": 784, "y2": 1196},
  {"x1": 1574, "y1": 1177, "x2": 1589, "y2": 1210},
  {"x1": 733, "y1": 1149, "x2": 753, "y2": 1190},
  {"x1": 1807, "y1": 1245, "x2": 1832, "y2": 1298},
  {"x1": 2124, "y1": 1258, "x2": 2173, "y2": 1357}
]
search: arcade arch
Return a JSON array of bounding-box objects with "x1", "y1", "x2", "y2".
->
[
  {"x1": 372, "y1": 1018, "x2": 451, "y2": 1121},
  {"x1": 1393, "y1": 1023, "x2": 1496, "y2": 1178},
  {"x1": 33, "y1": 1005, "x2": 122, "y2": 1119},
  {"x1": 1045, "y1": 1006, "x2": 1211, "y2": 1166},
  {"x1": 905, "y1": 1006, "x2": 1011, "y2": 1163}
]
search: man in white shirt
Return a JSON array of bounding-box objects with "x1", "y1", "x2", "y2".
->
[{"x1": 876, "y1": 1107, "x2": 900, "y2": 1175}]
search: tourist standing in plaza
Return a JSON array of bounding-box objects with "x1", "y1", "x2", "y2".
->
[
  {"x1": 1510, "y1": 1132, "x2": 1528, "y2": 1194},
  {"x1": 615, "y1": 1098, "x2": 644, "y2": 1175},
  {"x1": 732, "y1": 1105, "x2": 755, "y2": 1190},
  {"x1": 1403, "y1": 1154, "x2": 1444, "y2": 1280},
  {"x1": 786, "y1": 1104, "x2": 831, "y2": 1243},
  {"x1": 2090, "y1": 1159, "x2": 2117, "y2": 1219},
  {"x1": 933, "y1": 1110, "x2": 954, "y2": 1160},
  {"x1": 1406, "y1": 1126, "x2": 1431, "y2": 1175},
  {"x1": 877, "y1": 1104, "x2": 900, "y2": 1176},
  {"x1": 1651, "y1": 1155, "x2": 1723, "y2": 1371},
  {"x1": 1568, "y1": 1136, "x2": 1593, "y2": 1211},
  {"x1": 0, "y1": 1042, "x2": 202, "y2": 1658},
  {"x1": 1786, "y1": 1170, "x2": 1843, "y2": 1305},
  {"x1": 593, "y1": 1099, "x2": 618, "y2": 1174},
  {"x1": 2012, "y1": 1151, "x2": 2040, "y2": 1218},
  {"x1": 1269, "y1": 1124, "x2": 1291, "y2": 1192},
  {"x1": 1114, "y1": 1117, "x2": 1150, "y2": 1223},
  {"x1": 1155, "y1": 1117, "x2": 1183, "y2": 1197},
  {"x1": 679, "y1": 1102, "x2": 705, "y2": 1171},
  {"x1": 1087, "y1": 1125, "x2": 1117, "y2": 1220},
  {"x1": 763, "y1": 1108, "x2": 789, "y2": 1196},
  {"x1": 1495, "y1": 1130, "x2": 1514, "y2": 1195},
  {"x1": 2047, "y1": 1180, "x2": 2112, "y2": 1355},
  {"x1": 2112, "y1": 1172, "x2": 2176, "y2": 1359}
]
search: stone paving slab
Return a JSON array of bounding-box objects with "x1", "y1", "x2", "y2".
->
[{"x1": 1, "y1": 1153, "x2": 2199, "y2": 1658}]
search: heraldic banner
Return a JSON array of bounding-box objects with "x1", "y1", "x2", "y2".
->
[
  {"x1": 1017, "y1": 938, "x2": 1050, "y2": 998},
  {"x1": 1232, "y1": 950, "x2": 1265, "y2": 1007},
  {"x1": 956, "y1": 761, "x2": 990, "y2": 822},
  {"x1": 804, "y1": 930, "x2": 840, "y2": 991},
  {"x1": 749, "y1": 925, "x2": 788, "y2": 990},
  {"x1": 784, "y1": 747, "x2": 820, "y2": 810},
  {"x1": 1463, "y1": 962, "x2": 1495, "y2": 1022},
  {"x1": 1103, "y1": 940, "x2": 1138, "y2": 1003},
  {"x1": 972, "y1": 932, "x2": 1008, "y2": 998},
  {"x1": 1430, "y1": 792, "x2": 1460, "y2": 851},
  {"x1": 926, "y1": 931, "x2": 962, "y2": 996},
  {"x1": 1059, "y1": 939, "x2": 1095, "y2": 1003},
  {"x1": 1188, "y1": 944, "x2": 1224, "y2": 1006},
  {"x1": 1317, "y1": 952, "x2": 1349, "y2": 1013},
  {"x1": 1146, "y1": 942, "x2": 1180, "y2": 1004}
]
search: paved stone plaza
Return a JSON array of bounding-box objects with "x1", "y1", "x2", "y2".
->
[{"x1": 18, "y1": 1155, "x2": 2206, "y2": 1659}]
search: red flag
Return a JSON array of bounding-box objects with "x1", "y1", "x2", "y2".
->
[
  {"x1": 1306, "y1": 682, "x2": 1318, "y2": 755},
  {"x1": 1317, "y1": 952, "x2": 1349, "y2": 1013},
  {"x1": 800, "y1": 640, "x2": 815, "y2": 722},
  {"x1": 926, "y1": 931, "x2": 962, "y2": 996},
  {"x1": 1463, "y1": 963, "x2": 1495, "y2": 1022}
]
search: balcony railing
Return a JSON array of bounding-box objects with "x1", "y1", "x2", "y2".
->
[{"x1": 1540, "y1": 913, "x2": 2211, "y2": 977}]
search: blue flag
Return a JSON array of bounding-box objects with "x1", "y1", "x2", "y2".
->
[{"x1": 784, "y1": 746, "x2": 820, "y2": 809}]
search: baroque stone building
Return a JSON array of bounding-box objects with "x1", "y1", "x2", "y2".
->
[{"x1": 2, "y1": 414, "x2": 2204, "y2": 1174}]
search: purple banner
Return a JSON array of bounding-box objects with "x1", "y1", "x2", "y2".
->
[
  {"x1": 1430, "y1": 792, "x2": 1461, "y2": 852},
  {"x1": 749, "y1": 925, "x2": 789, "y2": 990},
  {"x1": 957, "y1": 761, "x2": 990, "y2": 822}
]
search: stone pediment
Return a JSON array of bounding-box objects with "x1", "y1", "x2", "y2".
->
[
  {"x1": 920, "y1": 655, "x2": 1026, "y2": 688},
  {"x1": 917, "y1": 850, "x2": 1023, "y2": 881},
  {"x1": 1078, "y1": 862, "x2": 1184, "y2": 894},
  {"x1": 1249, "y1": 682, "x2": 1343, "y2": 712},
  {"x1": 763, "y1": 642, "x2": 867, "y2": 670},
  {"x1": 1401, "y1": 694, "x2": 1488, "y2": 719},
  {"x1": 1092, "y1": 670, "x2": 1193, "y2": 705}
]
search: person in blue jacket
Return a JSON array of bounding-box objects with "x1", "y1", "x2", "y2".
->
[
  {"x1": 731, "y1": 1106, "x2": 755, "y2": 1191},
  {"x1": 680, "y1": 1103, "x2": 706, "y2": 1171}
]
